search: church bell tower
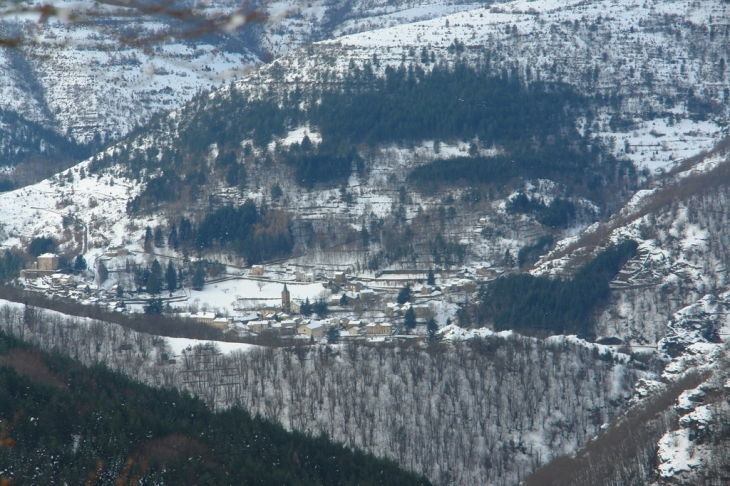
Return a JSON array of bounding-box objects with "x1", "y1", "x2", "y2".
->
[{"x1": 282, "y1": 284, "x2": 291, "y2": 313}]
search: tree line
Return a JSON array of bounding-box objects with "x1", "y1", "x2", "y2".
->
[{"x1": 314, "y1": 63, "x2": 580, "y2": 146}]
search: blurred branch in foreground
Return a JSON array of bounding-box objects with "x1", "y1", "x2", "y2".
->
[{"x1": 0, "y1": 0, "x2": 268, "y2": 49}]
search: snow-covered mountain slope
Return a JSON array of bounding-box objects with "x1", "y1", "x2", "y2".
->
[
  {"x1": 445, "y1": 138, "x2": 730, "y2": 485},
  {"x1": 523, "y1": 320, "x2": 730, "y2": 484},
  {"x1": 259, "y1": 0, "x2": 489, "y2": 57},
  {"x1": 0, "y1": 0, "x2": 492, "y2": 163},
  {"x1": 54, "y1": 0, "x2": 722, "y2": 267},
  {"x1": 531, "y1": 142, "x2": 730, "y2": 348},
  {"x1": 654, "y1": 344, "x2": 730, "y2": 485},
  {"x1": 6, "y1": 1, "x2": 730, "y2": 483},
  {"x1": 2, "y1": 0, "x2": 728, "y2": 344},
  {"x1": 233, "y1": 0, "x2": 729, "y2": 173},
  {"x1": 519, "y1": 141, "x2": 730, "y2": 484},
  {"x1": 0, "y1": 154, "x2": 137, "y2": 255},
  {"x1": 3, "y1": 0, "x2": 730, "y2": 274},
  {"x1": 4, "y1": 0, "x2": 728, "y2": 163},
  {"x1": 0, "y1": 13, "x2": 258, "y2": 146}
]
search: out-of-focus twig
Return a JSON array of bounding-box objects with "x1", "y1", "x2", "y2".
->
[{"x1": 0, "y1": 1, "x2": 269, "y2": 49}]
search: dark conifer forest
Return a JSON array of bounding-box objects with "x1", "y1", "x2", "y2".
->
[
  {"x1": 480, "y1": 240, "x2": 638, "y2": 336},
  {"x1": 106, "y1": 62, "x2": 608, "y2": 213},
  {"x1": 193, "y1": 202, "x2": 293, "y2": 264}
]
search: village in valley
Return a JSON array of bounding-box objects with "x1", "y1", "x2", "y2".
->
[{"x1": 14, "y1": 239, "x2": 496, "y2": 344}]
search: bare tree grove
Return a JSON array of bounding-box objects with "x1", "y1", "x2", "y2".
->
[{"x1": 0, "y1": 303, "x2": 643, "y2": 485}]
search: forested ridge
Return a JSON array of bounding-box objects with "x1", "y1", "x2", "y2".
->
[
  {"x1": 97, "y1": 62, "x2": 614, "y2": 213},
  {"x1": 75, "y1": 60, "x2": 630, "y2": 265},
  {"x1": 171, "y1": 62, "x2": 584, "y2": 157},
  {"x1": 0, "y1": 329, "x2": 430, "y2": 485},
  {"x1": 313, "y1": 63, "x2": 580, "y2": 146},
  {"x1": 0, "y1": 303, "x2": 643, "y2": 486}
]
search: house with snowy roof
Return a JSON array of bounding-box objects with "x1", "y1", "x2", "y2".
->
[
  {"x1": 38, "y1": 253, "x2": 60, "y2": 272},
  {"x1": 298, "y1": 321, "x2": 324, "y2": 339},
  {"x1": 21, "y1": 253, "x2": 61, "y2": 279}
]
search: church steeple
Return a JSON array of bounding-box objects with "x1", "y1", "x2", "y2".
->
[{"x1": 282, "y1": 284, "x2": 291, "y2": 313}]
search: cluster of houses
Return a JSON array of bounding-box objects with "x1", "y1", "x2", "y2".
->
[
  {"x1": 14, "y1": 246, "x2": 499, "y2": 342},
  {"x1": 20, "y1": 253, "x2": 61, "y2": 280},
  {"x1": 183, "y1": 284, "x2": 396, "y2": 340},
  {"x1": 18, "y1": 251, "x2": 150, "y2": 310},
  {"x1": 212, "y1": 265, "x2": 495, "y2": 341},
  {"x1": 19, "y1": 253, "x2": 106, "y2": 302}
]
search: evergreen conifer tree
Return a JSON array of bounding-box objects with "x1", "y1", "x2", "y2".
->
[
  {"x1": 427, "y1": 269, "x2": 435, "y2": 286},
  {"x1": 144, "y1": 226, "x2": 153, "y2": 252},
  {"x1": 168, "y1": 224, "x2": 179, "y2": 249},
  {"x1": 144, "y1": 298, "x2": 163, "y2": 314},
  {"x1": 427, "y1": 318, "x2": 439, "y2": 341},
  {"x1": 326, "y1": 326, "x2": 339, "y2": 343},
  {"x1": 166, "y1": 260, "x2": 177, "y2": 291},
  {"x1": 192, "y1": 266, "x2": 206, "y2": 291},
  {"x1": 300, "y1": 298, "x2": 312, "y2": 316},
  {"x1": 361, "y1": 226, "x2": 370, "y2": 247},
  {"x1": 153, "y1": 226, "x2": 164, "y2": 247},
  {"x1": 147, "y1": 260, "x2": 163, "y2": 294},
  {"x1": 404, "y1": 306, "x2": 416, "y2": 333},
  {"x1": 397, "y1": 284, "x2": 411, "y2": 305},
  {"x1": 74, "y1": 255, "x2": 87, "y2": 273},
  {"x1": 97, "y1": 262, "x2": 108, "y2": 284},
  {"x1": 313, "y1": 299, "x2": 328, "y2": 317}
]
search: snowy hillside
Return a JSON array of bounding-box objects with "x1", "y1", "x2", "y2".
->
[
  {"x1": 33, "y1": 0, "x2": 721, "y2": 270},
  {"x1": 0, "y1": 0, "x2": 492, "y2": 164},
  {"x1": 3, "y1": 0, "x2": 728, "y2": 165},
  {"x1": 2, "y1": 0, "x2": 730, "y2": 287},
  {"x1": 530, "y1": 144, "x2": 730, "y2": 348},
  {"x1": 259, "y1": 0, "x2": 489, "y2": 57},
  {"x1": 654, "y1": 343, "x2": 730, "y2": 485},
  {"x1": 3, "y1": 0, "x2": 730, "y2": 483},
  {"x1": 0, "y1": 7, "x2": 258, "y2": 145},
  {"x1": 523, "y1": 130, "x2": 730, "y2": 484},
  {"x1": 232, "y1": 0, "x2": 729, "y2": 173},
  {"x1": 0, "y1": 155, "x2": 136, "y2": 253}
]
